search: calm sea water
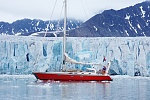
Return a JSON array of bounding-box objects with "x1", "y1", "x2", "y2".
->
[{"x1": 0, "y1": 75, "x2": 150, "y2": 100}]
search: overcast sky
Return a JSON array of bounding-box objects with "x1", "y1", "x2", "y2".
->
[{"x1": 0, "y1": 0, "x2": 146, "y2": 23}]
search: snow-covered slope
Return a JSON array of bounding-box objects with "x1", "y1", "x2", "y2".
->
[
  {"x1": 70, "y1": 1, "x2": 150, "y2": 37},
  {"x1": 0, "y1": 1, "x2": 150, "y2": 37},
  {"x1": 0, "y1": 19, "x2": 83, "y2": 36}
]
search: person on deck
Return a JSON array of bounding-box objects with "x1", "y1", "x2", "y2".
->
[{"x1": 102, "y1": 66, "x2": 106, "y2": 74}]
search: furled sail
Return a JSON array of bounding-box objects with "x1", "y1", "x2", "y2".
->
[{"x1": 64, "y1": 53, "x2": 105, "y2": 66}]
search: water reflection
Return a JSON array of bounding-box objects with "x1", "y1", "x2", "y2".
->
[
  {"x1": 33, "y1": 80, "x2": 112, "y2": 100},
  {"x1": 0, "y1": 75, "x2": 150, "y2": 100}
]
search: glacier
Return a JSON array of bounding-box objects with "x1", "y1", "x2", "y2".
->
[{"x1": 0, "y1": 35, "x2": 150, "y2": 76}]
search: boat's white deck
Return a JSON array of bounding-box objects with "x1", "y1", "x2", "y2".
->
[{"x1": 41, "y1": 72, "x2": 107, "y2": 76}]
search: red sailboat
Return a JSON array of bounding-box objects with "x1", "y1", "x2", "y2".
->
[{"x1": 33, "y1": 0, "x2": 112, "y2": 82}]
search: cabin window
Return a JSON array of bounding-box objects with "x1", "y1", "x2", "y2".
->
[{"x1": 86, "y1": 70, "x2": 95, "y2": 73}]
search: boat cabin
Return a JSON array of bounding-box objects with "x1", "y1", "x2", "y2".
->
[{"x1": 85, "y1": 68, "x2": 96, "y2": 74}]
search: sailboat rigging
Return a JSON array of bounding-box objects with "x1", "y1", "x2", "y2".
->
[{"x1": 32, "y1": 0, "x2": 113, "y2": 81}]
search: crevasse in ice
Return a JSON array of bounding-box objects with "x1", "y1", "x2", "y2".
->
[{"x1": 0, "y1": 35, "x2": 150, "y2": 76}]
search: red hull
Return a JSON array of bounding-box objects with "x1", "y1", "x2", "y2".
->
[{"x1": 33, "y1": 72, "x2": 113, "y2": 81}]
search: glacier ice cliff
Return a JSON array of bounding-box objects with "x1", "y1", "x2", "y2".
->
[{"x1": 0, "y1": 35, "x2": 150, "y2": 76}]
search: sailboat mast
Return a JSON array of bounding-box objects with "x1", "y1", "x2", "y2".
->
[{"x1": 62, "y1": 0, "x2": 67, "y2": 71}]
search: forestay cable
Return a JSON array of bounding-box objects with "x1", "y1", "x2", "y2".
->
[
  {"x1": 33, "y1": 0, "x2": 58, "y2": 69},
  {"x1": 44, "y1": 0, "x2": 58, "y2": 37}
]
